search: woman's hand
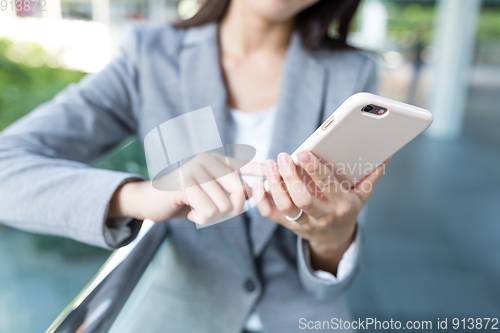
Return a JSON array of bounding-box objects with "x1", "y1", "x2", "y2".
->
[
  {"x1": 253, "y1": 151, "x2": 388, "y2": 275},
  {"x1": 109, "y1": 153, "x2": 265, "y2": 226}
]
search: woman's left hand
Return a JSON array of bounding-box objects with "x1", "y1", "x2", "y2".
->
[{"x1": 253, "y1": 151, "x2": 388, "y2": 275}]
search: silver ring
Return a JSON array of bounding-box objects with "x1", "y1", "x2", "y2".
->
[{"x1": 286, "y1": 209, "x2": 303, "y2": 221}]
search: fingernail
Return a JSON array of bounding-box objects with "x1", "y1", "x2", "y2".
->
[
  {"x1": 267, "y1": 160, "x2": 277, "y2": 173},
  {"x1": 245, "y1": 185, "x2": 253, "y2": 200},
  {"x1": 297, "y1": 151, "x2": 311, "y2": 164},
  {"x1": 278, "y1": 153, "x2": 289, "y2": 168}
]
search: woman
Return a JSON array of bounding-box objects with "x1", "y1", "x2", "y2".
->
[{"x1": 0, "y1": 0, "x2": 385, "y2": 332}]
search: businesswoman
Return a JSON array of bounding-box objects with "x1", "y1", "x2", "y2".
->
[{"x1": 0, "y1": 0, "x2": 386, "y2": 332}]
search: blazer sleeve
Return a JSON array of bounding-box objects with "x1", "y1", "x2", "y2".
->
[
  {"x1": 0, "y1": 29, "x2": 145, "y2": 249},
  {"x1": 295, "y1": 53, "x2": 378, "y2": 299},
  {"x1": 296, "y1": 226, "x2": 363, "y2": 299}
]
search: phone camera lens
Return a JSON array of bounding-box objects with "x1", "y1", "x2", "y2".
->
[{"x1": 363, "y1": 105, "x2": 373, "y2": 112}]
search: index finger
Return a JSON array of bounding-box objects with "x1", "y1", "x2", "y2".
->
[
  {"x1": 295, "y1": 150, "x2": 345, "y2": 199},
  {"x1": 210, "y1": 153, "x2": 266, "y2": 177}
]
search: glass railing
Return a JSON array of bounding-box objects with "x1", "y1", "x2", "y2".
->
[{"x1": 45, "y1": 220, "x2": 168, "y2": 333}]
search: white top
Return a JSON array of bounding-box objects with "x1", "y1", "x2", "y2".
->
[
  {"x1": 229, "y1": 106, "x2": 359, "y2": 332},
  {"x1": 230, "y1": 105, "x2": 278, "y2": 213}
]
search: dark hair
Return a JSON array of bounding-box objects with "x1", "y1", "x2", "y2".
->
[{"x1": 174, "y1": 0, "x2": 361, "y2": 50}]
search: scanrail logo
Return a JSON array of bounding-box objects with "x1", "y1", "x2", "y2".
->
[{"x1": 143, "y1": 107, "x2": 259, "y2": 228}]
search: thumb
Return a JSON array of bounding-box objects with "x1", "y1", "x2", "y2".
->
[{"x1": 170, "y1": 190, "x2": 193, "y2": 219}]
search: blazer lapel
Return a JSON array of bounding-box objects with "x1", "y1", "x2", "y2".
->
[
  {"x1": 250, "y1": 34, "x2": 328, "y2": 256},
  {"x1": 179, "y1": 23, "x2": 230, "y2": 145},
  {"x1": 178, "y1": 23, "x2": 253, "y2": 265}
]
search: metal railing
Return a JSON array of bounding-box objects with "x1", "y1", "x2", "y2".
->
[{"x1": 45, "y1": 220, "x2": 168, "y2": 333}]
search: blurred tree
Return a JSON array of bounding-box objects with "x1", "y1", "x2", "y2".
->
[
  {"x1": 386, "y1": 3, "x2": 435, "y2": 47},
  {"x1": 383, "y1": 3, "x2": 500, "y2": 66},
  {"x1": 477, "y1": 8, "x2": 500, "y2": 38},
  {"x1": 0, "y1": 39, "x2": 86, "y2": 130}
]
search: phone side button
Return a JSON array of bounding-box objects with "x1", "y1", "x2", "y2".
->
[{"x1": 321, "y1": 115, "x2": 335, "y2": 131}]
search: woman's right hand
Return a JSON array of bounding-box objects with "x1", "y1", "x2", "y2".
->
[{"x1": 108, "y1": 152, "x2": 265, "y2": 226}]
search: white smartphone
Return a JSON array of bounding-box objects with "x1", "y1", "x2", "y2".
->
[{"x1": 265, "y1": 92, "x2": 433, "y2": 190}]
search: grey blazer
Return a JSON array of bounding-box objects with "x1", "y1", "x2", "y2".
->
[{"x1": 0, "y1": 23, "x2": 376, "y2": 333}]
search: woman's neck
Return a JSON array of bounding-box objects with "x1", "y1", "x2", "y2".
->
[{"x1": 219, "y1": 1, "x2": 293, "y2": 58}]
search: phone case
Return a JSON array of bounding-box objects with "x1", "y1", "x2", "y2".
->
[{"x1": 290, "y1": 92, "x2": 433, "y2": 186}]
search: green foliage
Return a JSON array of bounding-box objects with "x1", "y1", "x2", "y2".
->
[
  {"x1": 385, "y1": 3, "x2": 500, "y2": 45},
  {"x1": 477, "y1": 8, "x2": 500, "y2": 39},
  {"x1": 385, "y1": 3, "x2": 436, "y2": 46},
  {"x1": 0, "y1": 39, "x2": 86, "y2": 131}
]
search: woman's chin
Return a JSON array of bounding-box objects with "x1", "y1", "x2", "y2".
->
[{"x1": 243, "y1": 0, "x2": 319, "y2": 23}]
